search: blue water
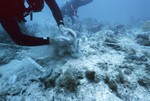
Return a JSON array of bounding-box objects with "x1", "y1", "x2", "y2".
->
[
  {"x1": 25, "y1": 0, "x2": 150, "y2": 25},
  {"x1": 57, "y1": 0, "x2": 150, "y2": 24}
]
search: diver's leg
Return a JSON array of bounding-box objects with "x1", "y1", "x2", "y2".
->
[{"x1": 1, "y1": 18, "x2": 49, "y2": 46}]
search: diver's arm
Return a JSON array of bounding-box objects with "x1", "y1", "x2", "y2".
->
[
  {"x1": 45, "y1": 0, "x2": 77, "y2": 39},
  {"x1": 79, "y1": 0, "x2": 93, "y2": 7},
  {"x1": 45, "y1": 0, "x2": 64, "y2": 26},
  {"x1": 0, "y1": 18, "x2": 49, "y2": 46}
]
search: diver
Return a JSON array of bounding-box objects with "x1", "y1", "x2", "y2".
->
[
  {"x1": 61, "y1": 0, "x2": 93, "y2": 24},
  {"x1": 0, "y1": 0, "x2": 76, "y2": 46}
]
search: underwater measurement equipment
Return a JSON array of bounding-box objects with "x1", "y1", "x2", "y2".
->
[
  {"x1": 25, "y1": 56, "x2": 46, "y2": 72},
  {"x1": 25, "y1": 56, "x2": 53, "y2": 79}
]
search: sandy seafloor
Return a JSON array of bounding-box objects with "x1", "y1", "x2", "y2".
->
[{"x1": 0, "y1": 18, "x2": 150, "y2": 101}]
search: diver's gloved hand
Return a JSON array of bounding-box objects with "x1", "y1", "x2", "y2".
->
[
  {"x1": 59, "y1": 24, "x2": 77, "y2": 40},
  {"x1": 49, "y1": 36, "x2": 72, "y2": 47}
]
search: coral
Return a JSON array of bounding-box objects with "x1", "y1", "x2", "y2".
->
[
  {"x1": 104, "y1": 37, "x2": 121, "y2": 50},
  {"x1": 124, "y1": 55, "x2": 139, "y2": 60},
  {"x1": 108, "y1": 80, "x2": 118, "y2": 92},
  {"x1": 35, "y1": 57, "x2": 52, "y2": 67},
  {"x1": 56, "y1": 68, "x2": 83, "y2": 92},
  {"x1": 136, "y1": 33, "x2": 150, "y2": 46},
  {"x1": 1, "y1": 17, "x2": 150, "y2": 101},
  {"x1": 138, "y1": 76, "x2": 150, "y2": 88},
  {"x1": 96, "y1": 62, "x2": 108, "y2": 70},
  {"x1": 0, "y1": 48, "x2": 19, "y2": 66},
  {"x1": 0, "y1": 84, "x2": 22, "y2": 96},
  {"x1": 142, "y1": 20, "x2": 150, "y2": 31},
  {"x1": 85, "y1": 70, "x2": 95, "y2": 82},
  {"x1": 116, "y1": 71, "x2": 125, "y2": 84},
  {"x1": 136, "y1": 33, "x2": 149, "y2": 40},
  {"x1": 38, "y1": 68, "x2": 62, "y2": 89},
  {"x1": 43, "y1": 70, "x2": 61, "y2": 88}
]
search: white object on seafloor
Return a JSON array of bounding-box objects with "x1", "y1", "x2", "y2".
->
[
  {"x1": 25, "y1": 56, "x2": 46, "y2": 72},
  {"x1": 25, "y1": 56, "x2": 53, "y2": 79}
]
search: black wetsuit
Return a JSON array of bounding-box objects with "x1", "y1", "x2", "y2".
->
[
  {"x1": 61, "y1": 0, "x2": 93, "y2": 23},
  {"x1": 0, "y1": 0, "x2": 64, "y2": 46}
]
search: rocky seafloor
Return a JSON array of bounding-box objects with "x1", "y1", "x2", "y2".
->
[{"x1": 0, "y1": 18, "x2": 150, "y2": 101}]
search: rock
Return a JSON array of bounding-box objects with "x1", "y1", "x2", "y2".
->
[
  {"x1": 23, "y1": 81, "x2": 32, "y2": 86},
  {"x1": 124, "y1": 55, "x2": 140, "y2": 60},
  {"x1": 40, "y1": 67, "x2": 53, "y2": 80},
  {"x1": 118, "y1": 72, "x2": 125, "y2": 84},
  {"x1": 124, "y1": 69, "x2": 132, "y2": 75},
  {"x1": 0, "y1": 47, "x2": 21, "y2": 66},
  {"x1": 7, "y1": 75, "x2": 18, "y2": 84},
  {"x1": 96, "y1": 62, "x2": 108, "y2": 70},
  {"x1": 42, "y1": 69, "x2": 62, "y2": 88},
  {"x1": 136, "y1": 33, "x2": 149, "y2": 40},
  {"x1": 0, "y1": 73, "x2": 2, "y2": 78},
  {"x1": 139, "y1": 55, "x2": 148, "y2": 61},
  {"x1": 35, "y1": 57, "x2": 51, "y2": 67},
  {"x1": 76, "y1": 71, "x2": 84, "y2": 79},
  {"x1": 125, "y1": 55, "x2": 148, "y2": 62},
  {"x1": 108, "y1": 80, "x2": 118, "y2": 92},
  {"x1": 136, "y1": 33, "x2": 150, "y2": 46},
  {"x1": 138, "y1": 76, "x2": 150, "y2": 88},
  {"x1": 145, "y1": 64, "x2": 150, "y2": 74},
  {"x1": 56, "y1": 68, "x2": 81, "y2": 92},
  {"x1": 103, "y1": 75, "x2": 110, "y2": 84},
  {"x1": 85, "y1": 70, "x2": 95, "y2": 82},
  {"x1": 127, "y1": 82, "x2": 138, "y2": 90},
  {"x1": 119, "y1": 64, "x2": 134, "y2": 71},
  {"x1": 12, "y1": 88, "x2": 22, "y2": 96},
  {"x1": 61, "y1": 59, "x2": 67, "y2": 65},
  {"x1": 110, "y1": 24, "x2": 125, "y2": 35},
  {"x1": 144, "y1": 41, "x2": 150, "y2": 46},
  {"x1": 0, "y1": 96, "x2": 5, "y2": 101},
  {"x1": 0, "y1": 85, "x2": 22, "y2": 96},
  {"x1": 142, "y1": 20, "x2": 150, "y2": 31},
  {"x1": 104, "y1": 38, "x2": 121, "y2": 50},
  {"x1": 118, "y1": 64, "x2": 129, "y2": 69},
  {"x1": 104, "y1": 38, "x2": 117, "y2": 47}
]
